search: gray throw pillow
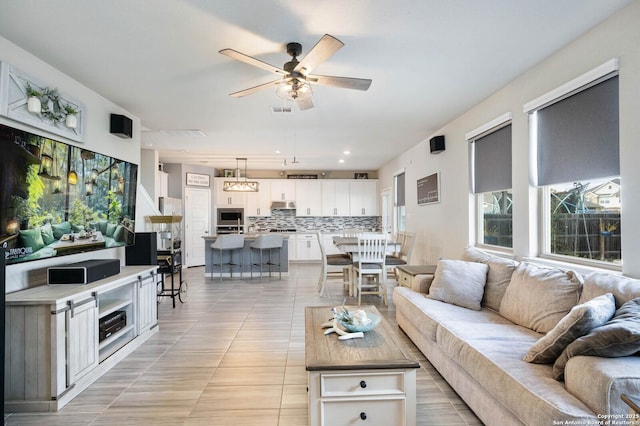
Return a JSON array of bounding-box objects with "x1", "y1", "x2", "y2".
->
[
  {"x1": 524, "y1": 293, "x2": 615, "y2": 364},
  {"x1": 553, "y1": 297, "x2": 640, "y2": 381},
  {"x1": 499, "y1": 263, "x2": 583, "y2": 333},
  {"x1": 427, "y1": 259, "x2": 488, "y2": 311},
  {"x1": 463, "y1": 246, "x2": 518, "y2": 311}
]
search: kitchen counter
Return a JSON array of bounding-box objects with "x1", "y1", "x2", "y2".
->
[{"x1": 202, "y1": 234, "x2": 289, "y2": 277}]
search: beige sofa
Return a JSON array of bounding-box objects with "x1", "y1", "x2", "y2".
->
[{"x1": 393, "y1": 247, "x2": 640, "y2": 426}]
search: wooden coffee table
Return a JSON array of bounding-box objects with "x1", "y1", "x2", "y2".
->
[{"x1": 305, "y1": 305, "x2": 419, "y2": 426}]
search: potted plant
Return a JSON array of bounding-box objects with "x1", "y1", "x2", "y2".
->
[
  {"x1": 599, "y1": 221, "x2": 618, "y2": 237},
  {"x1": 63, "y1": 103, "x2": 78, "y2": 128},
  {"x1": 25, "y1": 82, "x2": 42, "y2": 114}
]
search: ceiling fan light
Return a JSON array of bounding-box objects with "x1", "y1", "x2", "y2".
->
[{"x1": 276, "y1": 78, "x2": 312, "y2": 102}]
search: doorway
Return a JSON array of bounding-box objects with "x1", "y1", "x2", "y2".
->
[
  {"x1": 381, "y1": 188, "x2": 392, "y2": 238},
  {"x1": 184, "y1": 187, "x2": 211, "y2": 267}
]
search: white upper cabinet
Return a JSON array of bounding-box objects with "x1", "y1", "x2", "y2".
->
[
  {"x1": 295, "y1": 180, "x2": 322, "y2": 216},
  {"x1": 321, "y1": 180, "x2": 350, "y2": 216},
  {"x1": 271, "y1": 179, "x2": 296, "y2": 201},
  {"x1": 349, "y1": 180, "x2": 378, "y2": 216},
  {"x1": 246, "y1": 180, "x2": 272, "y2": 217},
  {"x1": 214, "y1": 178, "x2": 246, "y2": 207}
]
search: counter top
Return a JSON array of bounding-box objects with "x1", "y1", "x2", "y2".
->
[{"x1": 203, "y1": 233, "x2": 291, "y2": 240}]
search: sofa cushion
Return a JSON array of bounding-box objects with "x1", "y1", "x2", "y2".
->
[
  {"x1": 553, "y1": 297, "x2": 640, "y2": 381},
  {"x1": 499, "y1": 263, "x2": 583, "y2": 333},
  {"x1": 580, "y1": 272, "x2": 640, "y2": 308},
  {"x1": 427, "y1": 259, "x2": 488, "y2": 310},
  {"x1": 52, "y1": 221, "x2": 71, "y2": 239},
  {"x1": 40, "y1": 223, "x2": 55, "y2": 245},
  {"x1": 463, "y1": 246, "x2": 518, "y2": 311},
  {"x1": 19, "y1": 229, "x2": 45, "y2": 252},
  {"x1": 105, "y1": 222, "x2": 117, "y2": 237},
  {"x1": 523, "y1": 293, "x2": 616, "y2": 364}
]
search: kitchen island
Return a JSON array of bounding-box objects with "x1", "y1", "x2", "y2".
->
[{"x1": 202, "y1": 233, "x2": 289, "y2": 278}]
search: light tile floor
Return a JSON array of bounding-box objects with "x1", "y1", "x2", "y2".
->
[{"x1": 5, "y1": 263, "x2": 482, "y2": 425}]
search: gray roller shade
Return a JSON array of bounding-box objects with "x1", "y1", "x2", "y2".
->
[
  {"x1": 537, "y1": 76, "x2": 619, "y2": 186},
  {"x1": 473, "y1": 124, "x2": 512, "y2": 194},
  {"x1": 396, "y1": 172, "x2": 405, "y2": 206}
]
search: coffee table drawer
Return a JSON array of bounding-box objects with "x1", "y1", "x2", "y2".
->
[
  {"x1": 322, "y1": 397, "x2": 406, "y2": 426},
  {"x1": 321, "y1": 371, "x2": 405, "y2": 397}
]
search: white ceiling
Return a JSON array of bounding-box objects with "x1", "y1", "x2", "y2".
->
[{"x1": 0, "y1": 0, "x2": 630, "y2": 171}]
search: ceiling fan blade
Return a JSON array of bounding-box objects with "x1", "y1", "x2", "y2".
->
[
  {"x1": 297, "y1": 98, "x2": 314, "y2": 110},
  {"x1": 219, "y1": 48, "x2": 288, "y2": 76},
  {"x1": 307, "y1": 74, "x2": 372, "y2": 91},
  {"x1": 294, "y1": 34, "x2": 344, "y2": 75},
  {"x1": 229, "y1": 80, "x2": 281, "y2": 98}
]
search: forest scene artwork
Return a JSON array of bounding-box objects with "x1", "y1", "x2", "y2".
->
[{"x1": 0, "y1": 123, "x2": 138, "y2": 264}]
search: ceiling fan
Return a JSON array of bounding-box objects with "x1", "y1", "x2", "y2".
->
[{"x1": 219, "y1": 34, "x2": 372, "y2": 110}]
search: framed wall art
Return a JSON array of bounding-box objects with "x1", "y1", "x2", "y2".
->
[
  {"x1": 417, "y1": 172, "x2": 440, "y2": 205},
  {"x1": 186, "y1": 172, "x2": 210, "y2": 187}
]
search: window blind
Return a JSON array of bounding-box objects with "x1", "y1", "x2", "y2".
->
[
  {"x1": 472, "y1": 124, "x2": 512, "y2": 194},
  {"x1": 536, "y1": 76, "x2": 619, "y2": 186},
  {"x1": 396, "y1": 173, "x2": 405, "y2": 206}
]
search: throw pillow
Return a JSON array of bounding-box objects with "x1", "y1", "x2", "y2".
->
[
  {"x1": 52, "y1": 221, "x2": 71, "y2": 239},
  {"x1": 19, "y1": 229, "x2": 45, "y2": 252},
  {"x1": 105, "y1": 222, "x2": 117, "y2": 237},
  {"x1": 427, "y1": 259, "x2": 488, "y2": 310},
  {"x1": 499, "y1": 263, "x2": 583, "y2": 333},
  {"x1": 113, "y1": 225, "x2": 124, "y2": 242},
  {"x1": 462, "y1": 246, "x2": 518, "y2": 311},
  {"x1": 580, "y1": 272, "x2": 640, "y2": 308},
  {"x1": 553, "y1": 297, "x2": 640, "y2": 381},
  {"x1": 523, "y1": 293, "x2": 615, "y2": 364},
  {"x1": 40, "y1": 223, "x2": 55, "y2": 245}
]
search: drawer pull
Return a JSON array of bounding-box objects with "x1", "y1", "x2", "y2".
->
[
  {"x1": 360, "y1": 412, "x2": 367, "y2": 420},
  {"x1": 359, "y1": 380, "x2": 367, "y2": 388}
]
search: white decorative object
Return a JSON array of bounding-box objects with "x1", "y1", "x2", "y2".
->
[
  {"x1": 0, "y1": 61, "x2": 85, "y2": 142},
  {"x1": 27, "y1": 96, "x2": 41, "y2": 113}
]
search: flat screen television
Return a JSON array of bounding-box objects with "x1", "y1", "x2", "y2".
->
[{"x1": 0, "y1": 123, "x2": 138, "y2": 265}]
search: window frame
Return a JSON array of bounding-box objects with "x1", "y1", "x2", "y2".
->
[{"x1": 524, "y1": 58, "x2": 621, "y2": 271}]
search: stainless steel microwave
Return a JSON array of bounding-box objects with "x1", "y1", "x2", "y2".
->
[{"x1": 217, "y1": 208, "x2": 244, "y2": 226}]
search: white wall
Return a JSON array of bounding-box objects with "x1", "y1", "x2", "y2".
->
[
  {"x1": 0, "y1": 36, "x2": 142, "y2": 292},
  {"x1": 379, "y1": 1, "x2": 640, "y2": 277}
]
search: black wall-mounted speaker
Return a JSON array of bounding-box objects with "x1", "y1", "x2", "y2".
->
[
  {"x1": 110, "y1": 114, "x2": 133, "y2": 139},
  {"x1": 126, "y1": 232, "x2": 158, "y2": 266},
  {"x1": 429, "y1": 135, "x2": 446, "y2": 154}
]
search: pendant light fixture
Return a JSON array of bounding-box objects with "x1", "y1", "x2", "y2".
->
[
  {"x1": 223, "y1": 158, "x2": 259, "y2": 192},
  {"x1": 68, "y1": 146, "x2": 78, "y2": 185}
]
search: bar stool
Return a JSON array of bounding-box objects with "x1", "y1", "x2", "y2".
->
[
  {"x1": 250, "y1": 234, "x2": 284, "y2": 280},
  {"x1": 210, "y1": 234, "x2": 245, "y2": 280}
]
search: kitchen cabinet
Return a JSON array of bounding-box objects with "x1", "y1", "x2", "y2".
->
[
  {"x1": 294, "y1": 233, "x2": 322, "y2": 261},
  {"x1": 322, "y1": 180, "x2": 351, "y2": 216},
  {"x1": 5, "y1": 266, "x2": 158, "y2": 412},
  {"x1": 271, "y1": 179, "x2": 296, "y2": 201},
  {"x1": 246, "y1": 179, "x2": 271, "y2": 216},
  {"x1": 295, "y1": 180, "x2": 322, "y2": 216},
  {"x1": 349, "y1": 180, "x2": 378, "y2": 216},
  {"x1": 215, "y1": 178, "x2": 246, "y2": 206}
]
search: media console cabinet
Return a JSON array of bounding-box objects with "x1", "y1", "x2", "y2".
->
[{"x1": 4, "y1": 265, "x2": 158, "y2": 412}]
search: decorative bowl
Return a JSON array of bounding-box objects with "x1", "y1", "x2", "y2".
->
[{"x1": 339, "y1": 312, "x2": 381, "y2": 333}]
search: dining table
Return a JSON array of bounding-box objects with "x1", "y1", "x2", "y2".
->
[{"x1": 332, "y1": 235, "x2": 402, "y2": 296}]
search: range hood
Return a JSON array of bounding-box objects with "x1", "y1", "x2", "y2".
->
[{"x1": 271, "y1": 200, "x2": 296, "y2": 209}]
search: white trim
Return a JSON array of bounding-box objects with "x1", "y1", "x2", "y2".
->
[
  {"x1": 393, "y1": 167, "x2": 405, "y2": 177},
  {"x1": 465, "y1": 112, "x2": 512, "y2": 141},
  {"x1": 523, "y1": 58, "x2": 619, "y2": 113}
]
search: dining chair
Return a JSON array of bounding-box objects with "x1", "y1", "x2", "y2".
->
[
  {"x1": 352, "y1": 233, "x2": 388, "y2": 305},
  {"x1": 386, "y1": 231, "x2": 416, "y2": 280},
  {"x1": 316, "y1": 231, "x2": 352, "y2": 297},
  {"x1": 210, "y1": 234, "x2": 245, "y2": 281},
  {"x1": 342, "y1": 227, "x2": 364, "y2": 237}
]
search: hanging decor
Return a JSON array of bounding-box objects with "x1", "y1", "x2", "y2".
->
[
  {"x1": 0, "y1": 62, "x2": 85, "y2": 142},
  {"x1": 223, "y1": 158, "x2": 259, "y2": 192}
]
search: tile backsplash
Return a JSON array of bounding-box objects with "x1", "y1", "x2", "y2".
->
[{"x1": 247, "y1": 209, "x2": 380, "y2": 232}]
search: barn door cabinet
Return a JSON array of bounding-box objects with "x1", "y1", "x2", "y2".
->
[{"x1": 5, "y1": 265, "x2": 158, "y2": 412}]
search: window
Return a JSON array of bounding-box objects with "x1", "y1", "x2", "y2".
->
[
  {"x1": 528, "y1": 62, "x2": 620, "y2": 266},
  {"x1": 394, "y1": 172, "x2": 406, "y2": 233},
  {"x1": 469, "y1": 119, "x2": 513, "y2": 248}
]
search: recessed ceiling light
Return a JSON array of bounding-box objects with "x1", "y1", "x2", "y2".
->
[
  {"x1": 343, "y1": 150, "x2": 351, "y2": 155},
  {"x1": 274, "y1": 150, "x2": 281, "y2": 154},
  {"x1": 338, "y1": 159, "x2": 345, "y2": 163}
]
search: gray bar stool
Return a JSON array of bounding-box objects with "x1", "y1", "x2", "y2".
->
[
  {"x1": 210, "y1": 234, "x2": 245, "y2": 280},
  {"x1": 250, "y1": 234, "x2": 284, "y2": 279}
]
